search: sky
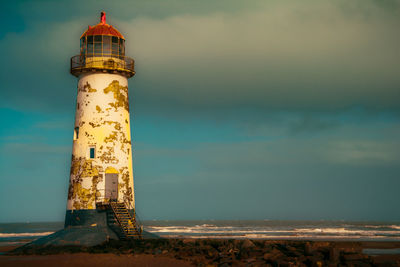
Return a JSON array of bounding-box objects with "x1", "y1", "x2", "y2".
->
[{"x1": 0, "y1": 0, "x2": 399, "y2": 222}]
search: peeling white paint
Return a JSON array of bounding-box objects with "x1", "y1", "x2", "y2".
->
[{"x1": 67, "y1": 73, "x2": 135, "y2": 211}]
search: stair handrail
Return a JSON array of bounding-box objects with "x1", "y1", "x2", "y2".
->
[
  {"x1": 134, "y1": 211, "x2": 144, "y2": 235},
  {"x1": 109, "y1": 200, "x2": 127, "y2": 234},
  {"x1": 123, "y1": 198, "x2": 143, "y2": 237}
]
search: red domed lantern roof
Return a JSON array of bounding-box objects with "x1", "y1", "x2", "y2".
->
[{"x1": 80, "y1": 12, "x2": 125, "y2": 39}]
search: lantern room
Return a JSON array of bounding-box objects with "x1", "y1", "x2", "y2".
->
[
  {"x1": 80, "y1": 12, "x2": 125, "y2": 58},
  {"x1": 70, "y1": 12, "x2": 135, "y2": 78}
]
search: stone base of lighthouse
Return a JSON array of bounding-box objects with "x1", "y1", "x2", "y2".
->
[
  {"x1": 26, "y1": 225, "x2": 120, "y2": 247},
  {"x1": 65, "y1": 209, "x2": 118, "y2": 227},
  {"x1": 23, "y1": 209, "x2": 158, "y2": 247}
]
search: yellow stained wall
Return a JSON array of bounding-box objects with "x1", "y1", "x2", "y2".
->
[{"x1": 67, "y1": 73, "x2": 135, "y2": 210}]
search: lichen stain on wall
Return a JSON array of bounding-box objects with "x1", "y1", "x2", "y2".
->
[
  {"x1": 104, "y1": 131, "x2": 118, "y2": 143},
  {"x1": 104, "y1": 121, "x2": 122, "y2": 130},
  {"x1": 119, "y1": 135, "x2": 131, "y2": 153},
  {"x1": 119, "y1": 166, "x2": 133, "y2": 203},
  {"x1": 68, "y1": 155, "x2": 103, "y2": 210},
  {"x1": 98, "y1": 145, "x2": 119, "y2": 164},
  {"x1": 79, "y1": 81, "x2": 98, "y2": 93},
  {"x1": 103, "y1": 80, "x2": 129, "y2": 111},
  {"x1": 89, "y1": 122, "x2": 101, "y2": 128}
]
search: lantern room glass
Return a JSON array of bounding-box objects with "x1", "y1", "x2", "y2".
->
[{"x1": 80, "y1": 35, "x2": 125, "y2": 58}]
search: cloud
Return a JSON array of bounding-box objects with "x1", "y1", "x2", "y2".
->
[
  {"x1": 33, "y1": 121, "x2": 71, "y2": 129},
  {"x1": 125, "y1": 1, "x2": 400, "y2": 115},
  {"x1": 0, "y1": 19, "x2": 81, "y2": 112},
  {"x1": 0, "y1": 0, "x2": 399, "y2": 118},
  {"x1": 135, "y1": 122, "x2": 400, "y2": 186},
  {"x1": 133, "y1": 121, "x2": 400, "y2": 220},
  {"x1": 1, "y1": 142, "x2": 69, "y2": 154},
  {"x1": 0, "y1": 142, "x2": 70, "y2": 170}
]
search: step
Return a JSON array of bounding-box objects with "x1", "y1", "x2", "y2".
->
[{"x1": 118, "y1": 220, "x2": 131, "y2": 223}]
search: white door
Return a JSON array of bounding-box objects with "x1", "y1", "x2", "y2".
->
[{"x1": 105, "y1": 173, "x2": 118, "y2": 200}]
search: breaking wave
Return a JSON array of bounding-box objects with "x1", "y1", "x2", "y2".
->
[
  {"x1": 145, "y1": 223, "x2": 400, "y2": 241},
  {"x1": 364, "y1": 225, "x2": 400, "y2": 230},
  {"x1": 0, "y1": 232, "x2": 54, "y2": 238}
]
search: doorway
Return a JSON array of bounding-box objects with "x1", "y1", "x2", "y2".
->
[{"x1": 105, "y1": 173, "x2": 118, "y2": 200}]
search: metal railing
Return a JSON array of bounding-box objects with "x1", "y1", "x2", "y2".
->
[
  {"x1": 123, "y1": 198, "x2": 143, "y2": 235},
  {"x1": 95, "y1": 189, "x2": 115, "y2": 204},
  {"x1": 70, "y1": 54, "x2": 135, "y2": 77},
  {"x1": 95, "y1": 189, "x2": 143, "y2": 236}
]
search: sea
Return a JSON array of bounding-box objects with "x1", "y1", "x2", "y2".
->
[{"x1": 1, "y1": 220, "x2": 400, "y2": 247}]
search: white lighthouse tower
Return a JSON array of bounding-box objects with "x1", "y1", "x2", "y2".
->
[
  {"x1": 22, "y1": 13, "x2": 157, "y2": 247},
  {"x1": 66, "y1": 12, "x2": 141, "y2": 241}
]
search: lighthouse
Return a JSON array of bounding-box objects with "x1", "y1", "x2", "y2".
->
[
  {"x1": 64, "y1": 11, "x2": 142, "y2": 241},
  {"x1": 23, "y1": 13, "x2": 158, "y2": 247}
]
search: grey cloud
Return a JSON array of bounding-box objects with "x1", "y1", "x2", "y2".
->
[
  {"x1": 0, "y1": 142, "x2": 70, "y2": 171},
  {"x1": 133, "y1": 123, "x2": 400, "y2": 220},
  {"x1": 288, "y1": 116, "x2": 341, "y2": 134},
  {"x1": 33, "y1": 121, "x2": 71, "y2": 129},
  {"x1": 0, "y1": 19, "x2": 81, "y2": 111},
  {"x1": 135, "y1": 122, "x2": 400, "y2": 184},
  {"x1": 1, "y1": 0, "x2": 399, "y2": 118},
  {"x1": 1, "y1": 142, "x2": 70, "y2": 155},
  {"x1": 125, "y1": 1, "x2": 400, "y2": 116}
]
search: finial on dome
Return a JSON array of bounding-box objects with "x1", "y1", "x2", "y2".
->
[{"x1": 100, "y1": 11, "x2": 106, "y2": 24}]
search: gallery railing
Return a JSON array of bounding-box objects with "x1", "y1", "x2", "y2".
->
[{"x1": 70, "y1": 54, "x2": 135, "y2": 77}]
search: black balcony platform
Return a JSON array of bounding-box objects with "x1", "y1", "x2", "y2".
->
[{"x1": 70, "y1": 55, "x2": 135, "y2": 78}]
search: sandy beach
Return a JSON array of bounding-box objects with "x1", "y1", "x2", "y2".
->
[
  {"x1": 1, "y1": 239, "x2": 400, "y2": 266},
  {"x1": 0, "y1": 252, "x2": 192, "y2": 267}
]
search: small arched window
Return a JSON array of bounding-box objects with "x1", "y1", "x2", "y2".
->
[{"x1": 74, "y1": 127, "x2": 79, "y2": 140}]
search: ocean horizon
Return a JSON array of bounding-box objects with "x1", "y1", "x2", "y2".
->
[{"x1": 1, "y1": 220, "x2": 400, "y2": 246}]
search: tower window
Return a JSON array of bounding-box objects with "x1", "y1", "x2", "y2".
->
[
  {"x1": 94, "y1": 43, "x2": 102, "y2": 54},
  {"x1": 87, "y1": 36, "x2": 93, "y2": 56},
  {"x1": 74, "y1": 127, "x2": 79, "y2": 140},
  {"x1": 87, "y1": 42, "x2": 93, "y2": 56},
  {"x1": 103, "y1": 36, "x2": 111, "y2": 55},
  {"x1": 90, "y1": 147, "x2": 96, "y2": 159},
  {"x1": 112, "y1": 37, "x2": 119, "y2": 56},
  {"x1": 119, "y1": 39, "x2": 125, "y2": 58},
  {"x1": 94, "y1": 35, "x2": 102, "y2": 42}
]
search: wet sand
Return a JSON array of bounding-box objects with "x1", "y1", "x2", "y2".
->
[
  {"x1": 0, "y1": 253, "x2": 193, "y2": 267},
  {"x1": 0, "y1": 245, "x2": 193, "y2": 267},
  {"x1": 1, "y1": 240, "x2": 400, "y2": 266}
]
